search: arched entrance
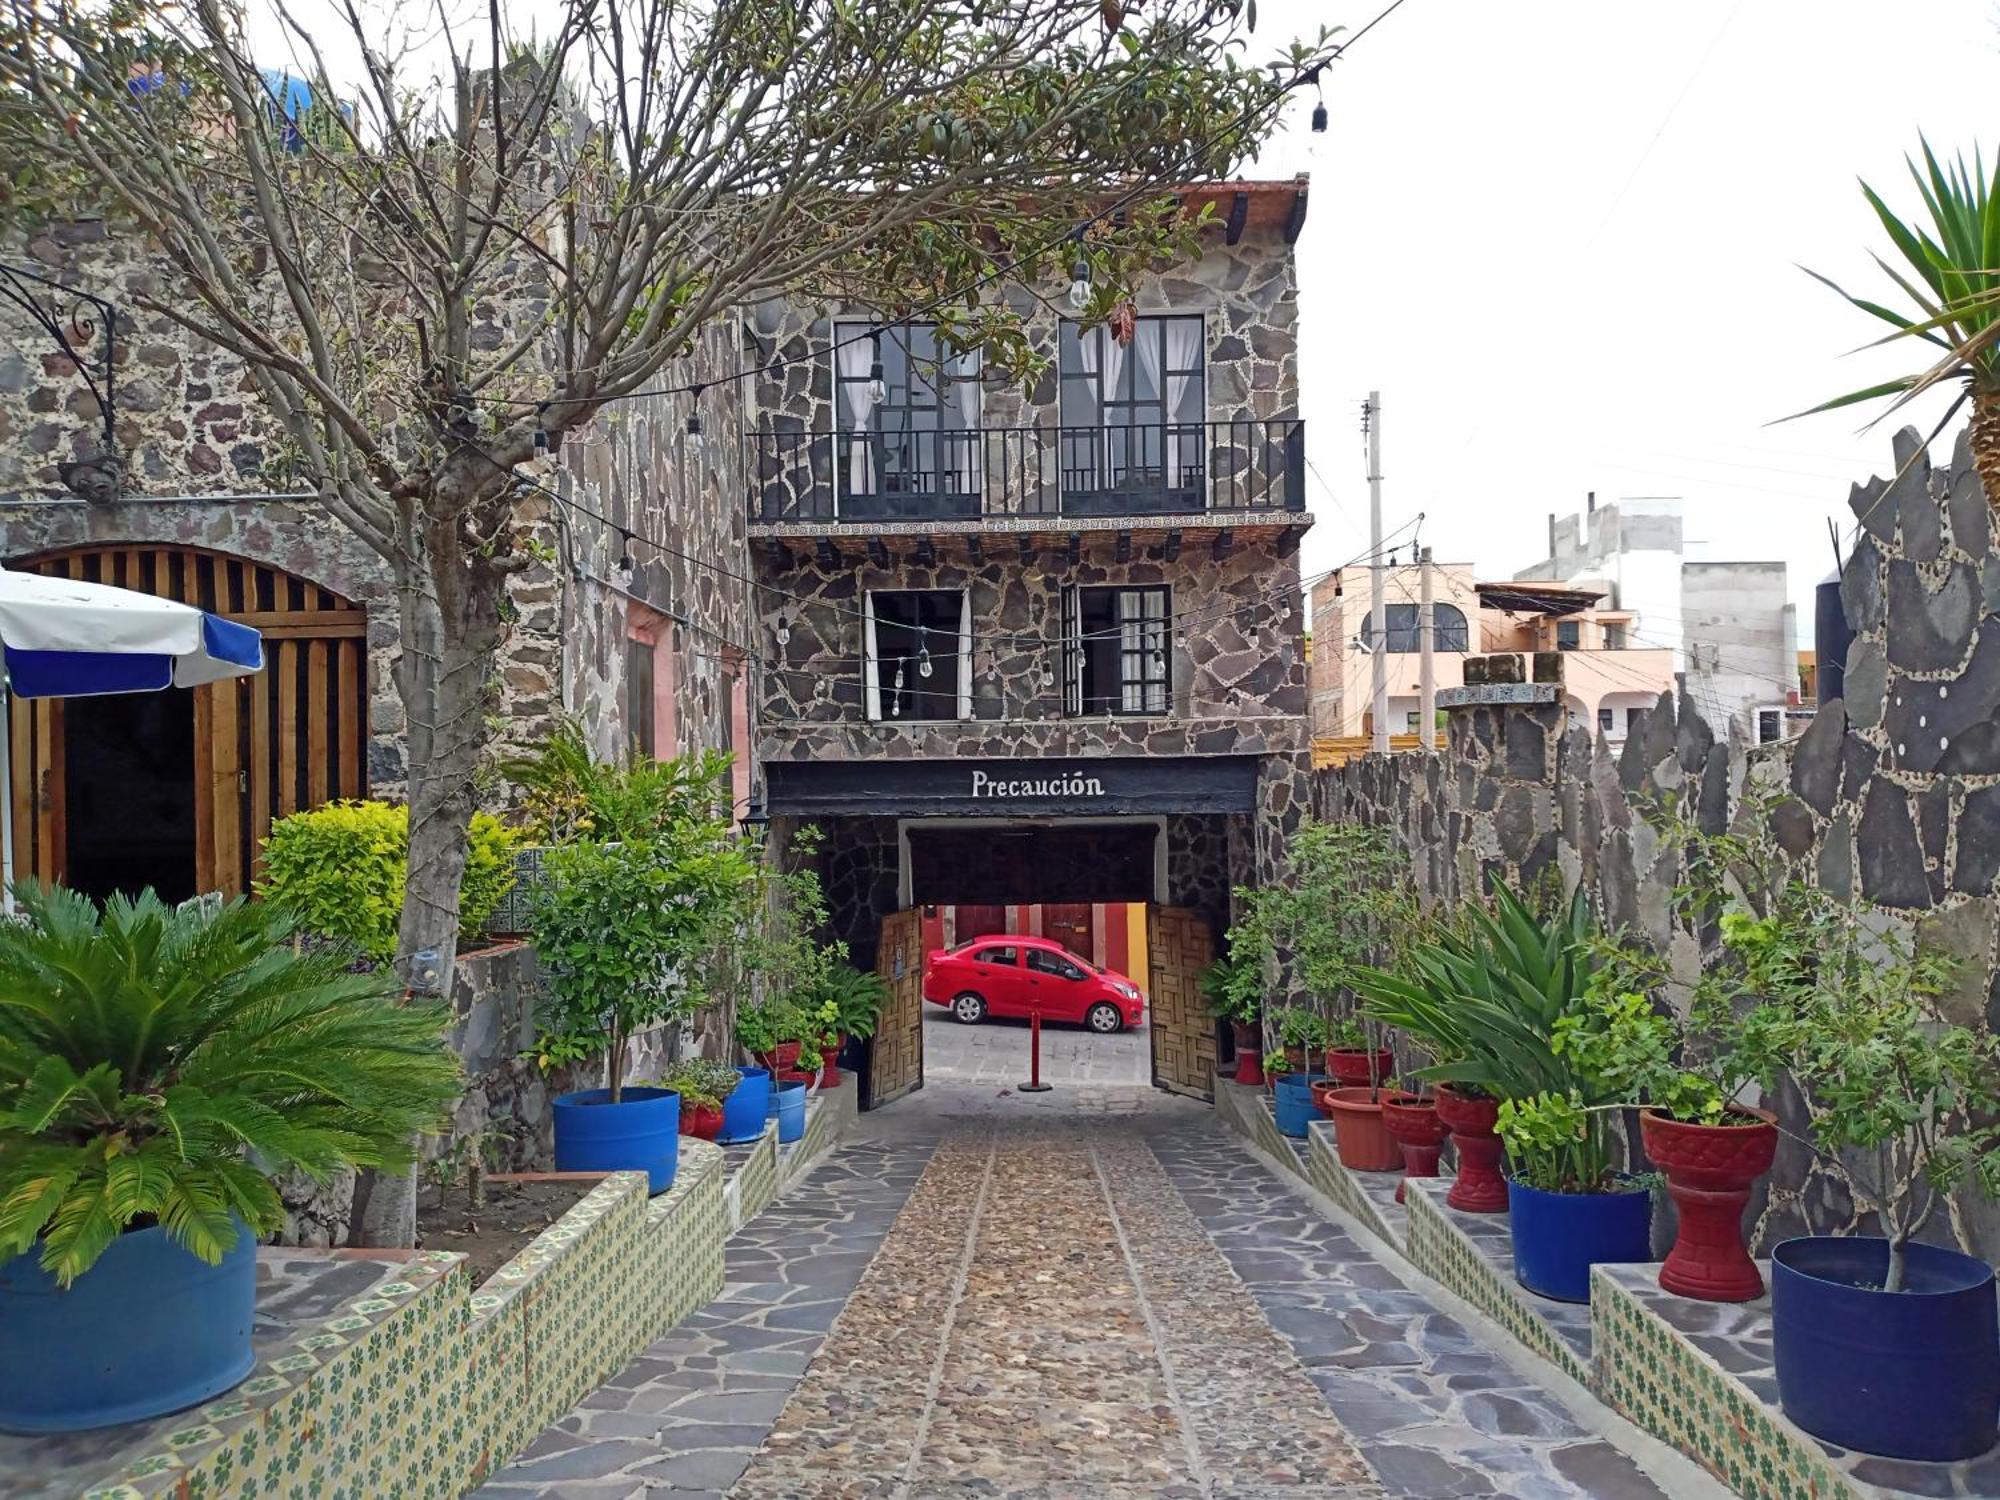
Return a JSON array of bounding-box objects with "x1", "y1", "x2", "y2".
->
[{"x1": 7, "y1": 544, "x2": 370, "y2": 900}]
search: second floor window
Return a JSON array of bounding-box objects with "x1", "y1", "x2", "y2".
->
[
  {"x1": 864, "y1": 588, "x2": 970, "y2": 721},
  {"x1": 1059, "y1": 316, "x2": 1205, "y2": 504},
  {"x1": 1555, "y1": 619, "x2": 1581, "y2": 651},
  {"x1": 834, "y1": 322, "x2": 980, "y2": 515},
  {"x1": 1063, "y1": 585, "x2": 1170, "y2": 716},
  {"x1": 1361, "y1": 602, "x2": 1470, "y2": 653}
]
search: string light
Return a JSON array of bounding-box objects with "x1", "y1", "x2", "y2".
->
[
  {"x1": 918, "y1": 644, "x2": 934, "y2": 678},
  {"x1": 868, "y1": 332, "x2": 888, "y2": 406},
  {"x1": 686, "y1": 383, "x2": 703, "y2": 436},
  {"x1": 1309, "y1": 63, "x2": 1328, "y2": 133},
  {"x1": 774, "y1": 612, "x2": 791, "y2": 645},
  {"x1": 617, "y1": 529, "x2": 635, "y2": 572},
  {"x1": 532, "y1": 403, "x2": 550, "y2": 455},
  {"x1": 1066, "y1": 235, "x2": 1092, "y2": 311}
]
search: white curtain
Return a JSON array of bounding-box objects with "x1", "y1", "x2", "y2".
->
[
  {"x1": 956, "y1": 588, "x2": 973, "y2": 720},
  {"x1": 1095, "y1": 332, "x2": 1128, "y2": 487},
  {"x1": 862, "y1": 589, "x2": 881, "y2": 722},
  {"x1": 1161, "y1": 319, "x2": 1202, "y2": 488},
  {"x1": 951, "y1": 350, "x2": 981, "y2": 501},
  {"x1": 1119, "y1": 590, "x2": 1144, "y2": 714},
  {"x1": 1134, "y1": 324, "x2": 1164, "y2": 481},
  {"x1": 836, "y1": 330, "x2": 877, "y2": 506}
]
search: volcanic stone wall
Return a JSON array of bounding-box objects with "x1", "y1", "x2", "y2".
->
[{"x1": 1315, "y1": 427, "x2": 2000, "y2": 1262}]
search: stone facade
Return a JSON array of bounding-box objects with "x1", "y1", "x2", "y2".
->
[{"x1": 1312, "y1": 427, "x2": 2000, "y2": 1263}]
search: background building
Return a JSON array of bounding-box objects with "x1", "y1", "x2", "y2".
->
[{"x1": 1515, "y1": 493, "x2": 1801, "y2": 743}]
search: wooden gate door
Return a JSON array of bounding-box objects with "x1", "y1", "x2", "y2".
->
[
  {"x1": 870, "y1": 908, "x2": 925, "y2": 1108},
  {"x1": 1147, "y1": 906, "x2": 1217, "y2": 1100},
  {"x1": 10, "y1": 546, "x2": 369, "y2": 897},
  {"x1": 1042, "y1": 902, "x2": 1092, "y2": 959}
]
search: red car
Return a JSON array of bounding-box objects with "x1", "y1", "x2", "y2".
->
[{"x1": 923, "y1": 934, "x2": 1145, "y2": 1033}]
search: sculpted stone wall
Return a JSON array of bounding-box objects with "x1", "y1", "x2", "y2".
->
[{"x1": 1312, "y1": 428, "x2": 2000, "y2": 1262}]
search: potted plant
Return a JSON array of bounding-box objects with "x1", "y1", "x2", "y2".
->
[
  {"x1": 809, "y1": 963, "x2": 885, "y2": 1089},
  {"x1": 1202, "y1": 944, "x2": 1264, "y2": 1086},
  {"x1": 661, "y1": 1058, "x2": 741, "y2": 1141},
  {"x1": 1702, "y1": 870, "x2": 2000, "y2": 1461},
  {"x1": 529, "y1": 751, "x2": 758, "y2": 1194},
  {"x1": 1379, "y1": 1087, "x2": 1449, "y2": 1203},
  {"x1": 0, "y1": 887, "x2": 460, "y2": 1433},
  {"x1": 1324, "y1": 1015, "x2": 1394, "y2": 1090},
  {"x1": 1495, "y1": 1089, "x2": 1653, "y2": 1303},
  {"x1": 1267, "y1": 1006, "x2": 1329, "y2": 1138},
  {"x1": 736, "y1": 1001, "x2": 803, "y2": 1075},
  {"x1": 780, "y1": 1000, "x2": 830, "y2": 1084}
]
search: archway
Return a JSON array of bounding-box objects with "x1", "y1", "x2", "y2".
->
[{"x1": 7, "y1": 544, "x2": 370, "y2": 899}]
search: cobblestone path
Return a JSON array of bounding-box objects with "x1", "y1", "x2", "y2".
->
[{"x1": 481, "y1": 1090, "x2": 1699, "y2": 1500}]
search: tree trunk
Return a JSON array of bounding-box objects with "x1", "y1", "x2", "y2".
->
[
  {"x1": 1972, "y1": 385, "x2": 2000, "y2": 513},
  {"x1": 354, "y1": 508, "x2": 507, "y2": 1248}
]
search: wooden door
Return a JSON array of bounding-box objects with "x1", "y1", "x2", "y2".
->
[
  {"x1": 11, "y1": 546, "x2": 369, "y2": 898},
  {"x1": 870, "y1": 908, "x2": 925, "y2": 1108},
  {"x1": 954, "y1": 903, "x2": 1008, "y2": 942},
  {"x1": 1147, "y1": 906, "x2": 1217, "y2": 1100},
  {"x1": 1043, "y1": 902, "x2": 1092, "y2": 959}
]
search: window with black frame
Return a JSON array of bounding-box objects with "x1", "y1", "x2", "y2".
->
[
  {"x1": 864, "y1": 588, "x2": 971, "y2": 721},
  {"x1": 833, "y1": 322, "x2": 981, "y2": 519},
  {"x1": 1360, "y1": 602, "x2": 1471, "y2": 653},
  {"x1": 1064, "y1": 585, "x2": 1170, "y2": 715},
  {"x1": 1057, "y1": 316, "x2": 1205, "y2": 514}
]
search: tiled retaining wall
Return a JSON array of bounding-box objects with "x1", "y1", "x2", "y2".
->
[{"x1": 1312, "y1": 427, "x2": 2000, "y2": 1263}]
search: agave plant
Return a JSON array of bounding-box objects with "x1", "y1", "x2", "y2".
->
[
  {"x1": 1800, "y1": 141, "x2": 2000, "y2": 502},
  {"x1": 0, "y1": 886, "x2": 461, "y2": 1285}
]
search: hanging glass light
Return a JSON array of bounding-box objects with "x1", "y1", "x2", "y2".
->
[
  {"x1": 618, "y1": 530, "x2": 635, "y2": 572},
  {"x1": 686, "y1": 382, "x2": 704, "y2": 435},
  {"x1": 868, "y1": 331, "x2": 887, "y2": 406},
  {"x1": 1067, "y1": 252, "x2": 1091, "y2": 311},
  {"x1": 775, "y1": 612, "x2": 791, "y2": 646}
]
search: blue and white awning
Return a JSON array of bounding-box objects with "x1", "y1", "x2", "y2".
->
[{"x1": 0, "y1": 567, "x2": 263, "y2": 699}]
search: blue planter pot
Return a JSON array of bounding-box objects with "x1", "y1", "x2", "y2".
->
[
  {"x1": 1772, "y1": 1236, "x2": 1999, "y2": 1461},
  {"x1": 718, "y1": 1067, "x2": 771, "y2": 1144},
  {"x1": 0, "y1": 1220, "x2": 257, "y2": 1433},
  {"x1": 1508, "y1": 1179, "x2": 1653, "y2": 1303},
  {"x1": 553, "y1": 1086, "x2": 680, "y2": 1193},
  {"x1": 775, "y1": 1080, "x2": 808, "y2": 1144},
  {"x1": 1273, "y1": 1072, "x2": 1327, "y2": 1139}
]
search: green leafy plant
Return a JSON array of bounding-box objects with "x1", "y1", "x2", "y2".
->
[
  {"x1": 1271, "y1": 1004, "x2": 1330, "y2": 1055},
  {"x1": 814, "y1": 965, "x2": 888, "y2": 1043},
  {"x1": 734, "y1": 1001, "x2": 796, "y2": 1058},
  {"x1": 501, "y1": 719, "x2": 733, "y2": 846},
  {"x1": 1201, "y1": 945, "x2": 1262, "y2": 1025},
  {"x1": 1327, "y1": 1016, "x2": 1368, "y2": 1052},
  {"x1": 1796, "y1": 140, "x2": 2000, "y2": 504},
  {"x1": 260, "y1": 799, "x2": 519, "y2": 962},
  {"x1": 801, "y1": 998, "x2": 843, "y2": 1052},
  {"x1": 0, "y1": 886, "x2": 461, "y2": 1285},
  {"x1": 529, "y1": 754, "x2": 758, "y2": 1102},
  {"x1": 658, "y1": 1057, "x2": 741, "y2": 1114}
]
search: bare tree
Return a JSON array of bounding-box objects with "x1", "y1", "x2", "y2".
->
[{"x1": 1, "y1": 0, "x2": 1332, "y2": 1242}]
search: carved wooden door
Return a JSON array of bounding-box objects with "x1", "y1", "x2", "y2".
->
[
  {"x1": 870, "y1": 908, "x2": 926, "y2": 1108},
  {"x1": 1147, "y1": 905, "x2": 1217, "y2": 1100}
]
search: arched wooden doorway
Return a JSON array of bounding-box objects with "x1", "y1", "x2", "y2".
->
[{"x1": 7, "y1": 545, "x2": 370, "y2": 899}]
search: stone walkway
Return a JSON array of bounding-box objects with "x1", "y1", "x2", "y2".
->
[{"x1": 480, "y1": 1086, "x2": 1703, "y2": 1500}]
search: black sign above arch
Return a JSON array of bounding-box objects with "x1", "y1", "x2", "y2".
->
[{"x1": 763, "y1": 754, "x2": 1261, "y2": 819}]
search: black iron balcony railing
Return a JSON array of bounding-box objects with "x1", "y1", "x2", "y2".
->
[{"x1": 747, "y1": 419, "x2": 1306, "y2": 524}]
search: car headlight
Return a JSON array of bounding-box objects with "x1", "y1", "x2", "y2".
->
[{"x1": 1115, "y1": 982, "x2": 1140, "y2": 1000}]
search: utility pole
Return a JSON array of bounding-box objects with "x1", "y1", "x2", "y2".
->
[
  {"x1": 1419, "y1": 545, "x2": 1436, "y2": 751},
  {"x1": 1366, "y1": 392, "x2": 1388, "y2": 754}
]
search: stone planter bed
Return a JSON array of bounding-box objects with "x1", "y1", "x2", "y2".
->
[
  {"x1": 1593, "y1": 1264, "x2": 2000, "y2": 1500},
  {"x1": 5, "y1": 1086, "x2": 854, "y2": 1500}
]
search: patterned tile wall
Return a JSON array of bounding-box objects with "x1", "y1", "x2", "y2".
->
[{"x1": 1303, "y1": 1120, "x2": 1406, "y2": 1250}]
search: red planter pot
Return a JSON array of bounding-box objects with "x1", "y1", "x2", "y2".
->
[
  {"x1": 1327, "y1": 1048, "x2": 1396, "y2": 1089},
  {"x1": 681, "y1": 1103, "x2": 724, "y2": 1140},
  {"x1": 1230, "y1": 1020, "x2": 1263, "y2": 1086},
  {"x1": 756, "y1": 1041, "x2": 803, "y2": 1074},
  {"x1": 1380, "y1": 1092, "x2": 1449, "y2": 1204},
  {"x1": 819, "y1": 1039, "x2": 846, "y2": 1088},
  {"x1": 1322, "y1": 1086, "x2": 1401, "y2": 1172},
  {"x1": 1436, "y1": 1084, "x2": 1509, "y2": 1213},
  {"x1": 1641, "y1": 1107, "x2": 1779, "y2": 1302}
]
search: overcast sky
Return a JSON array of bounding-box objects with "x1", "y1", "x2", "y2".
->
[{"x1": 1250, "y1": 0, "x2": 2000, "y2": 622}]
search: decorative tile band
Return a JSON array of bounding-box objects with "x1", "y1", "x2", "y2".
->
[{"x1": 1302, "y1": 1121, "x2": 1406, "y2": 1250}]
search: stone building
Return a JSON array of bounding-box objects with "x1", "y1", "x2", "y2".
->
[{"x1": 744, "y1": 178, "x2": 1316, "y2": 1103}]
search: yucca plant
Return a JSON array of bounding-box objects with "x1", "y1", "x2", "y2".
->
[
  {"x1": 0, "y1": 886, "x2": 461, "y2": 1286},
  {"x1": 1801, "y1": 140, "x2": 2000, "y2": 501}
]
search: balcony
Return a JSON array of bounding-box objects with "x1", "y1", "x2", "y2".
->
[{"x1": 747, "y1": 419, "x2": 1306, "y2": 527}]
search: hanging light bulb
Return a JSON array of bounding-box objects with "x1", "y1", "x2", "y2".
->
[
  {"x1": 618, "y1": 530, "x2": 635, "y2": 572},
  {"x1": 868, "y1": 331, "x2": 887, "y2": 406},
  {"x1": 1039, "y1": 664, "x2": 1055, "y2": 690},
  {"x1": 686, "y1": 383, "x2": 704, "y2": 436},
  {"x1": 1067, "y1": 251, "x2": 1092, "y2": 311},
  {"x1": 918, "y1": 644, "x2": 933, "y2": 679},
  {"x1": 532, "y1": 403, "x2": 550, "y2": 456},
  {"x1": 775, "y1": 612, "x2": 791, "y2": 646},
  {"x1": 1309, "y1": 64, "x2": 1328, "y2": 133},
  {"x1": 891, "y1": 662, "x2": 904, "y2": 715}
]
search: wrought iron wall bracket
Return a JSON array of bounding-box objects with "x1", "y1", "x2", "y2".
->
[{"x1": 0, "y1": 261, "x2": 121, "y2": 500}]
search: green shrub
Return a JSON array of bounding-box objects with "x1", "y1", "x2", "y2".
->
[{"x1": 260, "y1": 800, "x2": 520, "y2": 961}]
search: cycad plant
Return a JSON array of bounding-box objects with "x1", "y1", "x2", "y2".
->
[
  {"x1": 0, "y1": 886, "x2": 461, "y2": 1286},
  {"x1": 1802, "y1": 141, "x2": 2000, "y2": 502}
]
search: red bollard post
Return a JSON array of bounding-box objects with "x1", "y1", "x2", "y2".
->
[{"x1": 1019, "y1": 1004, "x2": 1052, "y2": 1092}]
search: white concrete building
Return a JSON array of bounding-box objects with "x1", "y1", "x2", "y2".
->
[{"x1": 1514, "y1": 494, "x2": 1803, "y2": 744}]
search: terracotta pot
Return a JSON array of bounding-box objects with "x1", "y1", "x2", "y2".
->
[
  {"x1": 1230, "y1": 1020, "x2": 1263, "y2": 1086},
  {"x1": 756, "y1": 1041, "x2": 803, "y2": 1073},
  {"x1": 1323, "y1": 1086, "x2": 1401, "y2": 1172},
  {"x1": 1641, "y1": 1107, "x2": 1779, "y2": 1302},
  {"x1": 819, "y1": 1039, "x2": 846, "y2": 1088},
  {"x1": 681, "y1": 1102, "x2": 724, "y2": 1140},
  {"x1": 1380, "y1": 1091, "x2": 1449, "y2": 1204},
  {"x1": 1327, "y1": 1048, "x2": 1395, "y2": 1089},
  {"x1": 1436, "y1": 1084, "x2": 1509, "y2": 1213}
]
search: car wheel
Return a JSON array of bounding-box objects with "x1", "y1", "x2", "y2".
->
[
  {"x1": 952, "y1": 992, "x2": 988, "y2": 1024},
  {"x1": 1086, "y1": 1001, "x2": 1124, "y2": 1034}
]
